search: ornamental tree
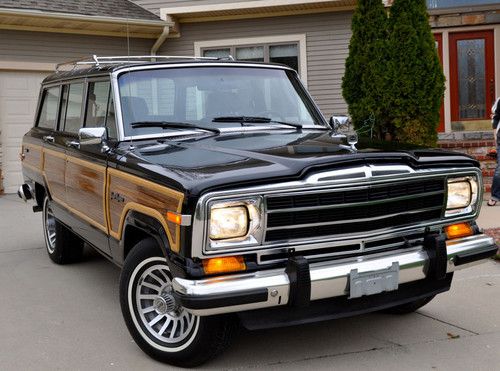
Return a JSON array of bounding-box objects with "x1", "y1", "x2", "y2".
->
[
  {"x1": 385, "y1": 0, "x2": 445, "y2": 146},
  {"x1": 342, "y1": 0, "x2": 389, "y2": 138}
]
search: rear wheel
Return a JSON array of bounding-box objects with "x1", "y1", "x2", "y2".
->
[
  {"x1": 383, "y1": 295, "x2": 436, "y2": 314},
  {"x1": 42, "y1": 196, "x2": 84, "y2": 264},
  {"x1": 119, "y1": 238, "x2": 235, "y2": 367}
]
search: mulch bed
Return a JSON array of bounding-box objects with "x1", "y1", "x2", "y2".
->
[{"x1": 483, "y1": 228, "x2": 500, "y2": 260}]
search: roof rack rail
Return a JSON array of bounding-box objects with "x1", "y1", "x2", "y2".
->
[{"x1": 55, "y1": 54, "x2": 235, "y2": 71}]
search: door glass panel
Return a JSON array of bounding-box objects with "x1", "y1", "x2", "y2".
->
[
  {"x1": 37, "y1": 87, "x2": 60, "y2": 129},
  {"x1": 270, "y1": 44, "x2": 299, "y2": 72},
  {"x1": 235, "y1": 46, "x2": 264, "y2": 62},
  {"x1": 203, "y1": 48, "x2": 231, "y2": 58},
  {"x1": 457, "y1": 39, "x2": 486, "y2": 120},
  {"x1": 64, "y1": 83, "x2": 84, "y2": 134},
  {"x1": 85, "y1": 81, "x2": 110, "y2": 128}
]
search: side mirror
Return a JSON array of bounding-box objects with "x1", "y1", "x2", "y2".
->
[
  {"x1": 78, "y1": 127, "x2": 109, "y2": 153},
  {"x1": 329, "y1": 115, "x2": 358, "y2": 151},
  {"x1": 329, "y1": 115, "x2": 351, "y2": 132}
]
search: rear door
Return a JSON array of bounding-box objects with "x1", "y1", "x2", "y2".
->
[
  {"x1": 63, "y1": 79, "x2": 111, "y2": 255},
  {"x1": 40, "y1": 85, "x2": 67, "y2": 205}
]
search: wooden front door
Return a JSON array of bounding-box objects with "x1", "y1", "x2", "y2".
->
[
  {"x1": 434, "y1": 33, "x2": 445, "y2": 132},
  {"x1": 449, "y1": 30, "x2": 495, "y2": 131}
]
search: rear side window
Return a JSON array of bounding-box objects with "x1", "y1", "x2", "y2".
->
[
  {"x1": 85, "y1": 81, "x2": 110, "y2": 128},
  {"x1": 62, "y1": 83, "x2": 84, "y2": 134},
  {"x1": 37, "y1": 87, "x2": 60, "y2": 129}
]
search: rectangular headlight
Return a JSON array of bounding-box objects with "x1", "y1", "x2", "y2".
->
[
  {"x1": 208, "y1": 198, "x2": 263, "y2": 249},
  {"x1": 445, "y1": 176, "x2": 479, "y2": 217},
  {"x1": 210, "y1": 206, "x2": 249, "y2": 240}
]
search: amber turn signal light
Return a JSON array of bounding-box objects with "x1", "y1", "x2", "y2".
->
[
  {"x1": 445, "y1": 223, "x2": 474, "y2": 240},
  {"x1": 203, "y1": 256, "x2": 246, "y2": 275},
  {"x1": 166, "y1": 211, "x2": 182, "y2": 225}
]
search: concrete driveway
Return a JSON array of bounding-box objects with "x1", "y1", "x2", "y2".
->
[{"x1": 0, "y1": 194, "x2": 498, "y2": 371}]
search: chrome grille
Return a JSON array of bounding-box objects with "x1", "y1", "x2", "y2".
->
[{"x1": 264, "y1": 179, "x2": 445, "y2": 243}]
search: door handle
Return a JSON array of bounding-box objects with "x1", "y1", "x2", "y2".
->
[
  {"x1": 67, "y1": 140, "x2": 80, "y2": 149},
  {"x1": 43, "y1": 135, "x2": 54, "y2": 143}
]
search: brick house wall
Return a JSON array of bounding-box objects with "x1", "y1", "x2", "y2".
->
[{"x1": 438, "y1": 132, "x2": 497, "y2": 193}]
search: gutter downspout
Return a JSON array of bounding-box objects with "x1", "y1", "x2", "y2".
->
[{"x1": 151, "y1": 25, "x2": 170, "y2": 56}]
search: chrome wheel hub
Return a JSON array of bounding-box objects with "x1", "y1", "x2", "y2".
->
[
  {"x1": 153, "y1": 292, "x2": 177, "y2": 315},
  {"x1": 135, "y1": 263, "x2": 197, "y2": 344}
]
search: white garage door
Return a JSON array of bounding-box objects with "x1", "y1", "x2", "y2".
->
[{"x1": 0, "y1": 71, "x2": 48, "y2": 193}]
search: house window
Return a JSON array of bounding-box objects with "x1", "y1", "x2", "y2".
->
[
  {"x1": 202, "y1": 42, "x2": 299, "y2": 72},
  {"x1": 196, "y1": 35, "x2": 307, "y2": 84},
  {"x1": 427, "y1": 0, "x2": 500, "y2": 9}
]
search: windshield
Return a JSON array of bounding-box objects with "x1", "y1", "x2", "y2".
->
[{"x1": 118, "y1": 66, "x2": 325, "y2": 137}]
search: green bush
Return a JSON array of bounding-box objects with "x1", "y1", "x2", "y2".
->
[
  {"x1": 342, "y1": 0, "x2": 389, "y2": 138},
  {"x1": 342, "y1": 0, "x2": 445, "y2": 147},
  {"x1": 386, "y1": 0, "x2": 445, "y2": 147}
]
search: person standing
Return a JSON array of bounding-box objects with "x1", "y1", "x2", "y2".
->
[{"x1": 488, "y1": 97, "x2": 500, "y2": 206}]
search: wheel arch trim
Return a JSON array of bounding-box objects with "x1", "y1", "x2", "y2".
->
[{"x1": 111, "y1": 203, "x2": 181, "y2": 252}]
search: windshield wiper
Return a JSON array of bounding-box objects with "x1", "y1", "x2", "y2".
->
[
  {"x1": 130, "y1": 121, "x2": 220, "y2": 134},
  {"x1": 212, "y1": 116, "x2": 303, "y2": 129}
]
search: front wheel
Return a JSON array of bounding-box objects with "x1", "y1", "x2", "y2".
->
[{"x1": 119, "y1": 238, "x2": 235, "y2": 367}]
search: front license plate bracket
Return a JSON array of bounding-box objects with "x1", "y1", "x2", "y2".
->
[{"x1": 349, "y1": 262, "x2": 399, "y2": 299}]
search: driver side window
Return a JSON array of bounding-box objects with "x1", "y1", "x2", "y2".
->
[{"x1": 85, "y1": 80, "x2": 117, "y2": 139}]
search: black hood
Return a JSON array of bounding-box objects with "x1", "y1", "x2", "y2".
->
[{"x1": 117, "y1": 131, "x2": 478, "y2": 195}]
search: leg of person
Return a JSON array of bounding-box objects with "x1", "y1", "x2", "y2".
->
[{"x1": 489, "y1": 147, "x2": 500, "y2": 205}]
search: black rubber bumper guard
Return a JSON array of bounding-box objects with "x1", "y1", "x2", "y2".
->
[{"x1": 176, "y1": 233, "x2": 497, "y2": 312}]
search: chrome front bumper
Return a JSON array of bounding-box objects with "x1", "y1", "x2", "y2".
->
[{"x1": 173, "y1": 234, "x2": 497, "y2": 316}]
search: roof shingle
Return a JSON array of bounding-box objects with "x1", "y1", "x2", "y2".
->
[{"x1": 0, "y1": 0, "x2": 161, "y2": 21}]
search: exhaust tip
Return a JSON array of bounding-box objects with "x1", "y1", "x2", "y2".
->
[{"x1": 17, "y1": 184, "x2": 33, "y2": 202}]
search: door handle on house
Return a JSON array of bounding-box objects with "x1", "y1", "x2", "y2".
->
[
  {"x1": 490, "y1": 79, "x2": 496, "y2": 101},
  {"x1": 43, "y1": 135, "x2": 54, "y2": 143}
]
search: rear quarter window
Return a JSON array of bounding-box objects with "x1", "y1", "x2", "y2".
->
[{"x1": 37, "y1": 87, "x2": 60, "y2": 129}]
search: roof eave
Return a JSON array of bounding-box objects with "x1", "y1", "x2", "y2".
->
[
  {"x1": 161, "y1": 0, "x2": 356, "y2": 24},
  {"x1": 0, "y1": 7, "x2": 172, "y2": 38}
]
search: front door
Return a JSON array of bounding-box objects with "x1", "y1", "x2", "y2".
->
[{"x1": 449, "y1": 30, "x2": 495, "y2": 131}]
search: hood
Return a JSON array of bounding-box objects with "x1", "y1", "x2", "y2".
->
[{"x1": 117, "y1": 130, "x2": 478, "y2": 195}]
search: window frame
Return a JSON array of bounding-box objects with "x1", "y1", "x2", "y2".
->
[{"x1": 195, "y1": 34, "x2": 308, "y2": 85}]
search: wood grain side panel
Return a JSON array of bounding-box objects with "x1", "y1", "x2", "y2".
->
[
  {"x1": 108, "y1": 168, "x2": 184, "y2": 252},
  {"x1": 66, "y1": 157, "x2": 107, "y2": 231},
  {"x1": 22, "y1": 143, "x2": 43, "y2": 173},
  {"x1": 43, "y1": 148, "x2": 66, "y2": 203}
]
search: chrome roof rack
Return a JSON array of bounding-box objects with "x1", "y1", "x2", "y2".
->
[{"x1": 55, "y1": 54, "x2": 235, "y2": 72}]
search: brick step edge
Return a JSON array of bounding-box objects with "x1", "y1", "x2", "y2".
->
[
  {"x1": 438, "y1": 140, "x2": 496, "y2": 149},
  {"x1": 483, "y1": 228, "x2": 500, "y2": 260}
]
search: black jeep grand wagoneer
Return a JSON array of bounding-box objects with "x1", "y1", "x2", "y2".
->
[{"x1": 18, "y1": 56, "x2": 497, "y2": 367}]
